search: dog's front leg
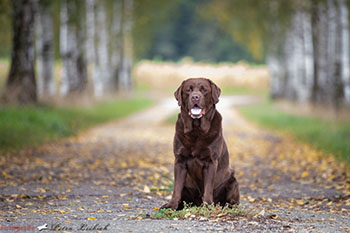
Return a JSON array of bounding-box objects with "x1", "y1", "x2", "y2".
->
[
  {"x1": 161, "y1": 158, "x2": 187, "y2": 210},
  {"x1": 202, "y1": 160, "x2": 218, "y2": 204}
]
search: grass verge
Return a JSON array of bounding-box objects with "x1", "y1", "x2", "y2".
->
[
  {"x1": 0, "y1": 98, "x2": 154, "y2": 154},
  {"x1": 150, "y1": 202, "x2": 249, "y2": 221},
  {"x1": 238, "y1": 101, "x2": 350, "y2": 164}
]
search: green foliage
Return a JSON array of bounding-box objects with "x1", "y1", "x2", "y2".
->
[
  {"x1": 134, "y1": 0, "x2": 256, "y2": 63},
  {"x1": 238, "y1": 101, "x2": 350, "y2": 164},
  {"x1": 199, "y1": 0, "x2": 295, "y2": 61},
  {"x1": 152, "y1": 202, "x2": 247, "y2": 220},
  {"x1": 0, "y1": 98, "x2": 154, "y2": 153}
]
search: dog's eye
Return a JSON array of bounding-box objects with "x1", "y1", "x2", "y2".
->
[
  {"x1": 186, "y1": 86, "x2": 193, "y2": 93},
  {"x1": 200, "y1": 86, "x2": 207, "y2": 94}
]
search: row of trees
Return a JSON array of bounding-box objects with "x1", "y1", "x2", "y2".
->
[
  {"x1": 202, "y1": 0, "x2": 350, "y2": 108},
  {"x1": 4, "y1": 0, "x2": 133, "y2": 104},
  {"x1": 268, "y1": 0, "x2": 350, "y2": 108}
]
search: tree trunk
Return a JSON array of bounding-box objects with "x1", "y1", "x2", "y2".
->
[
  {"x1": 36, "y1": 0, "x2": 55, "y2": 98},
  {"x1": 267, "y1": 2, "x2": 288, "y2": 100},
  {"x1": 86, "y1": 0, "x2": 96, "y2": 95},
  {"x1": 327, "y1": 0, "x2": 343, "y2": 108},
  {"x1": 94, "y1": 0, "x2": 110, "y2": 97},
  {"x1": 118, "y1": 0, "x2": 133, "y2": 91},
  {"x1": 60, "y1": 0, "x2": 87, "y2": 96},
  {"x1": 5, "y1": 0, "x2": 37, "y2": 104},
  {"x1": 339, "y1": 0, "x2": 350, "y2": 105},
  {"x1": 283, "y1": 9, "x2": 312, "y2": 102},
  {"x1": 110, "y1": 0, "x2": 123, "y2": 90},
  {"x1": 311, "y1": 1, "x2": 329, "y2": 105}
]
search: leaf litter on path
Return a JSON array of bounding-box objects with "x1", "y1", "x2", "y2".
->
[{"x1": 0, "y1": 97, "x2": 349, "y2": 232}]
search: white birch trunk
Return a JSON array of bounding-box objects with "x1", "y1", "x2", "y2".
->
[
  {"x1": 283, "y1": 11, "x2": 303, "y2": 101},
  {"x1": 339, "y1": 0, "x2": 350, "y2": 104},
  {"x1": 59, "y1": 0, "x2": 69, "y2": 96},
  {"x1": 110, "y1": 0, "x2": 122, "y2": 88},
  {"x1": 301, "y1": 8, "x2": 314, "y2": 102},
  {"x1": 94, "y1": 1, "x2": 109, "y2": 97},
  {"x1": 327, "y1": 0, "x2": 338, "y2": 106},
  {"x1": 267, "y1": 1, "x2": 287, "y2": 99},
  {"x1": 311, "y1": 1, "x2": 329, "y2": 104},
  {"x1": 118, "y1": 0, "x2": 133, "y2": 91},
  {"x1": 60, "y1": 0, "x2": 86, "y2": 96},
  {"x1": 86, "y1": 0, "x2": 97, "y2": 95},
  {"x1": 36, "y1": 0, "x2": 55, "y2": 98}
]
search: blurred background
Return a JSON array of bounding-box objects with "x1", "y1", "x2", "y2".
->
[{"x1": 0, "y1": 0, "x2": 349, "y2": 163}]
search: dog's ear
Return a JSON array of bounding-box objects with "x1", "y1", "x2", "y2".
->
[
  {"x1": 208, "y1": 79, "x2": 221, "y2": 104},
  {"x1": 174, "y1": 81, "x2": 184, "y2": 106}
]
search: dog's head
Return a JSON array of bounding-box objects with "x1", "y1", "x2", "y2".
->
[{"x1": 174, "y1": 78, "x2": 221, "y2": 133}]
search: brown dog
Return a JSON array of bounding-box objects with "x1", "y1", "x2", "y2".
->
[{"x1": 161, "y1": 77, "x2": 240, "y2": 210}]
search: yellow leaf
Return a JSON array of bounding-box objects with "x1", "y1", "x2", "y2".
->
[
  {"x1": 101, "y1": 195, "x2": 109, "y2": 199},
  {"x1": 88, "y1": 217, "x2": 96, "y2": 220},
  {"x1": 152, "y1": 208, "x2": 159, "y2": 211},
  {"x1": 328, "y1": 218, "x2": 335, "y2": 221},
  {"x1": 57, "y1": 209, "x2": 69, "y2": 214},
  {"x1": 123, "y1": 206, "x2": 131, "y2": 209},
  {"x1": 296, "y1": 199, "x2": 304, "y2": 205},
  {"x1": 97, "y1": 208, "x2": 104, "y2": 212},
  {"x1": 301, "y1": 171, "x2": 309, "y2": 178}
]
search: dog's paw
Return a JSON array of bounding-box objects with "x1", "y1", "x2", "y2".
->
[
  {"x1": 202, "y1": 195, "x2": 213, "y2": 205},
  {"x1": 160, "y1": 202, "x2": 178, "y2": 210}
]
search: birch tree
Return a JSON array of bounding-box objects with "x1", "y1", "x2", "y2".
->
[
  {"x1": 283, "y1": 5, "x2": 314, "y2": 102},
  {"x1": 86, "y1": 0, "x2": 97, "y2": 95},
  {"x1": 118, "y1": 0, "x2": 133, "y2": 91},
  {"x1": 36, "y1": 0, "x2": 55, "y2": 98},
  {"x1": 60, "y1": 0, "x2": 87, "y2": 96},
  {"x1": 110, "y1": 0, "x2": 123, "y2": 89},
  {"x1": 94, "y1": 0, "x2": 110, "y2": 97},
  {"x1": 5, "y1": 0, "x2": 37, "y2": 104}
]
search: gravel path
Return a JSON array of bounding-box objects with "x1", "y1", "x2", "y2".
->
[{"x1": 0, "y1": 95, "x2": 349, "y2": 232}]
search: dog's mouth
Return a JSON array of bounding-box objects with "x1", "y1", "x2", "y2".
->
[{"x1": 189, "y1": 104, "x2": 205, "y2": 119}]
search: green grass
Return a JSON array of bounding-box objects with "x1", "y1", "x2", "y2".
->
[
  {"x1": 238, "y1": 101, "x2": 350, "y2": 164},
  {"x1": 151, "y1": 202, "x2": 248, "y2": 220},
  {"x1": 0, "y1": 98, "x2": 154, "y2": 154}
]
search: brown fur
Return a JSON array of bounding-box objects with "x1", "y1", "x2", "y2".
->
[{"x1": 161, "y1": 78, "x2": 240, "y2": 210}]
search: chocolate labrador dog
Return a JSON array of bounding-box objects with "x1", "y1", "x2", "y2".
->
[{"x1": 161, "y1": 77, "x2": 240, "y2": 210}]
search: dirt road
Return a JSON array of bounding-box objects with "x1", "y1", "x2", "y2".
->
[{"x1": 0, "y1": 95, "x2": 349, "y2": 232}]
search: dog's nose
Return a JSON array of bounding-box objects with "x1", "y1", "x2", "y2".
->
[{"x1": 191, "y1": 94, "x2": 200, "y2": 102}]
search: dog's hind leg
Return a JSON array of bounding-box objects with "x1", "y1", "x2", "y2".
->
[{"x1": 214, "y1": 172, "x2": 240, "y2": 206}]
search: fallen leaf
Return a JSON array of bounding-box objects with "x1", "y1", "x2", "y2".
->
[
  {"x1": 143, "y1": 185, "x2": 150, "y2": 193},
  {"x1": 301, "y1": 171, "x2": 309, "y2": 178}
]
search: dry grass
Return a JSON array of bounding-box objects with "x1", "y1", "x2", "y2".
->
[{"x1": 133, "y1": 60, "x2": 269, "y2": 93}]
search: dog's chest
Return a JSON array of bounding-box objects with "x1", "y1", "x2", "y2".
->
[{"x1": 185, "y1": 157, "x2": 206, "y2": 183}]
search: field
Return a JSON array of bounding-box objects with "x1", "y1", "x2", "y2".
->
[{"x1": 133, "y1": 60, "x2": 269, "y2": 95}]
